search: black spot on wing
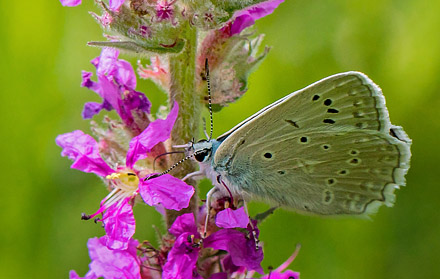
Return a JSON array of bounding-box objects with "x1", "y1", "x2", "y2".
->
[
  {"x1": 323, "y1": 119, "x2": 335, "y2": 124},
  {"x1": 284, "y1": 119, "x2": 299, "y2": 128}
]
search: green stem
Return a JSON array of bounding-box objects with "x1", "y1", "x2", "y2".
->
[{"x1": 166, "y1": 23, "x2": 201, "y2": 229}]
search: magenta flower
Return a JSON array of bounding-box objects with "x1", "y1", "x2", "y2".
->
[
  {"x1": 204, "y1": 225, "x2": 264, "y2": 274},
  {"x1": 56, "y1": 103, "x2": 194, "y2": 249},
  {"x1": 222, "y1": 0, "x2": 285, "y2": 36},
  {"x1": 164, "y1": 213, "x2": 263, "y2": 278},
  {"x1": 60, "y1": 0, "x2": 124, "y2": 12},
  {"x1": 69, "y1": 236, "x2": 141, "y2": 279},
  {"x1": 81, "y1": 48, "x2": 151, "y2": 132},
  {"x1": 215, "y1": 207, "x2": 249, "y2": 229},
  {"x1": 163, "y1": 213, "x2": 201, "y2": 279},
  {"x1": 156, "y1": 0, "x2": 175, "y2": 21}
]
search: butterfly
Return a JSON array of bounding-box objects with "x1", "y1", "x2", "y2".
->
[{"x1": 185, "y1": 71, "x2": 411, "y2": 216}]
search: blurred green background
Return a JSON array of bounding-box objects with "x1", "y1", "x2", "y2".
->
[{"x1": 1, "y1": 0, "x2": 439, "y2": 278}]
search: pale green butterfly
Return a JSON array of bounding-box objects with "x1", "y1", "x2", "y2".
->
[{"x1": 180, "y1": 71, "x2": 411, "y2": 217}]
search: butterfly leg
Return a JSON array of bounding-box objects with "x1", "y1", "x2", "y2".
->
[
  {"x1": 244, "y1": 201, "x2": 260, "y2": 250},
  {"x1": 203, "y1": 187, "x2": 219, "y2": 238}
]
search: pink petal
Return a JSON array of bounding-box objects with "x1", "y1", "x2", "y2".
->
[
  {"x1": 115, "y1": 60, "x2": 137, "y2": 89},
  {"x1": 96, "y1": 48, "x2": 120, "y2": 77},
  {"x1": 82, "y1": 101, "x2": 107, "y2": 119},
  {"x1": 60, "y1": 0, "x2": 82, "y2": 7},
  {"x1": 169, "y1": 213, "x2": 198, "y2": 237},
  {"x1": 94, "y1": 48, "x2": 137, "y2": 89},
  {"x1": 162, "y1": 232, "x2": 200, "y2": 279},
  {"x1": 139, "y1": 174, "x2": 194, "y2": 211},
  {"x1": 216, "y1": 207, "x2": 249, "y2": 228},
  {"x1": 72, "y1": 237, "x2": 141, "y2": 279},
  {"x1": 230, "y1": 0, "x2": 285, "y2": 35},
  {"x1": 98, "y1": 75, "x2": 126, "y2": 118},
  {"x1": 125, "y1": 102, "x2": 179, "y2": 168},
  {"x1": 205, "y1": 229, "x2": 263, "y2": 273},
  {"x1": 102, "y1": 199, "x2": 136, "y2": 250},
  {"x1": 56, "y1": 130, "x2": 114, "y2": 177}
]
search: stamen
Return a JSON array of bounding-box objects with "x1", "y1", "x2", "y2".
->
[
  {"x1": 268, "y1": 266, "x2": 274, "y2": 279},
  {"x1": 104, "y1": 190, "x2": 127, "y2": 208},
  {"x1": 82, "y1": 170, "x2": 140, "y2": 221},
  {"x1": 274, "y1": 243, "x2": 301, "y2": 273},
  {"x1": 81, "y1": 204, "x2": 106, "y2": 220},
  {"x1": 81, "y1": 213, "x2": 91, "y2": 220},
  {"x1": 102, "y1": 188, "x2": 121, "y2": 206}
]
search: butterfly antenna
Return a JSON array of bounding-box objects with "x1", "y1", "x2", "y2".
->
[
  {"x1": 205, "y1": 58, "x2": 213, "y2": 140},
  {"x1": 144, "y1": 149, "x2": 205, "y2": 181},
  {"x1": 145, "y1": 153, "x2": 194, "y2": 180},
  {"x1": 152, "y1": 151, "x2": 185, "y2": 172}
]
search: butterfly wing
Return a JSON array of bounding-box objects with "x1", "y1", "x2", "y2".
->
[{"x1": 213, "y1": 72, "x2": 411, "y2": 215}]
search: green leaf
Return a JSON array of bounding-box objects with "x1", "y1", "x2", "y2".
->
[{"x1": 87, "y1": 39, "x2": 185, "y2": 55}]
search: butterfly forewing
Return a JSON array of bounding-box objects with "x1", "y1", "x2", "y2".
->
[{"x1": 213, "y1": 72, "x2": 411, "y2": 216}]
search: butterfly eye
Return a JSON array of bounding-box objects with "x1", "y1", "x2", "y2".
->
[{"x1": 194, "y1": 149, "x2": 211, "y2": 162}]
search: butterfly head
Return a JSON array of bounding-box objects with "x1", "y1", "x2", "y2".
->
[{"x1": 187, "y1": 139, "x2": 213, "y2": 163}]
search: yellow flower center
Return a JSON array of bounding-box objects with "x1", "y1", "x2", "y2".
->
[
  {"x1": 103, "y1": 170, "x2": 140, "y2": 208},
  {"x1": 106, "y1": 171, "x2": 139, "y2": 190}
]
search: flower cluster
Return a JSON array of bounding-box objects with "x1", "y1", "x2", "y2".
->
[
  {"x1": 57, "y1": 0, "x2": 300, "y2": 278},
  {"x1": 56, "y1": 48, "x2": 194, "y2": 251}
]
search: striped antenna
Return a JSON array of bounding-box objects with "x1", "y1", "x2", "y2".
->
[
  {"x1": 144, "y1": 149, "x2": 204, "y2": 180},
  {"x1": 152, "y1": 151, "x2": 185, "y2": 172},
  {"x1": 205, "y1": 58, "x2": 213, "y2": 140},
  {"x1": 145, "y1": 153, "x2": 194, "y2": 180}
]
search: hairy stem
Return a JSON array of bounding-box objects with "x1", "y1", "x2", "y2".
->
[{"x1": 166, "y1": 23, "x2": 201, "y2": 229}]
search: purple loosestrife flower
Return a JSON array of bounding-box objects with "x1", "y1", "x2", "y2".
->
[
  {"x1": 204, "y1": 222, "x2": 264, "y2": 274},
  {"x1": 156, "y1": 0, "x2": 175, "y2": 22},
  {"x1": 163, "y1": 212, "x2": 263, "y2": 278},
  {"x1": 69, "y1": 236, "x2": 141, "y2": 279},
  {"x1": 56, "y1": 103, "x2": 194, "y2": 250},
  {"x1": 81, "y1": 48, "x2": 151, "y2": 133},
  {"x1": 163, "y1": 213, "x2": 201, "y2": 279}
]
